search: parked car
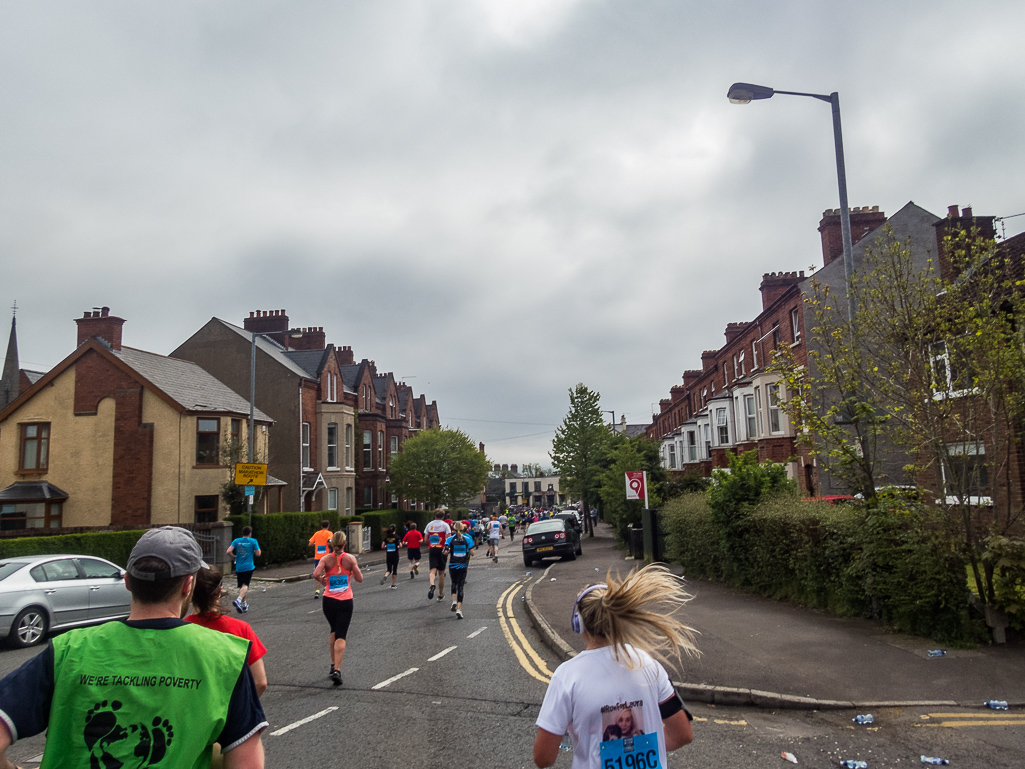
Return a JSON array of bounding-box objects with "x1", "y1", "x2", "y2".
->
[
  {"x1": 0, "y1": 554, "x2": 130, "y2": 648},
  {"x1": 554, "y1": 511, "x2": 582, "y2": 532},
  {"x1": 522, "y1": 519, "x2": 582, "y2": 567}
]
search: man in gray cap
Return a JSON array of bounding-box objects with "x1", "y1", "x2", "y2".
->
[{"x1": 0, "y1": 526, "x2": 267, "y2": 769}]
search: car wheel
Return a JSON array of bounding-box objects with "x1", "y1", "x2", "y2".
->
[
  {"x1": 565, "y1": 548, "x2": 576, "y2": 561},
  {"x1": 11, "y1": 607, "x2": 49, "y2": 648},
  {"x1": 523, "y1": 554, "x2": 533, "y2": 567},
  {"x1": 575, "y1": 541, "x2": 583, "y2": 556}
]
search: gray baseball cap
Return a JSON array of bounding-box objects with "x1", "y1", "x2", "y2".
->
[{"x1": 127, "y1": 526, "x2": 208, "y2": 581}]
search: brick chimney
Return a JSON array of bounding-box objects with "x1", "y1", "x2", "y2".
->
[
  {"x1": 76, "y1": 307, "x2": 125, "y2": 350},
  {"x1": 669, "y1": 384, "x2": 687, "y2": 403},
  {"x1": 338, "y1": 345, "x2": 354, "y2": 365},
  {"x1": 511, "y1": 464, "x2": 518, "y2": 474},
  {"x1": 288, "y1": 326, "x2": 326, "y2": 351},
  {"x1": 701, "y1": 350, "x2": 718, "y2": 372},
  {"x1": 934, "y1": 205, "x2": 997, "y2": 281},
  {"x1": 724, "y1": 322, "x2": 748, "y2": 344},
  {"x1": 244, "y1": 309, "x2": 289, "y2": 336},
  {"x1": 759, "y1": 271, "x2": 805, "y2": 310},
  {"x1": 682, "y1": 370, "x2": 701, "y2": 389},
  {"x1": 818, "y1": 206, "x2": 887, "y2": 267}
]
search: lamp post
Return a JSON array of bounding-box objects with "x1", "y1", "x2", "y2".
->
[
  {"x1": 727, "y1": 82, "x2": 856, "y2": 321},
  {"x1": 603, "y1": 409, "x2": 616, "y2": 435}
]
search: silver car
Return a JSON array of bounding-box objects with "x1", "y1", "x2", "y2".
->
[{"x1": 0, "y1": 554, "x2": 130, "y2": 648}]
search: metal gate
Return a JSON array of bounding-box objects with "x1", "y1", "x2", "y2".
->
[{"x1": 193, "y1": 531, "x2": 218, "y2": 562}]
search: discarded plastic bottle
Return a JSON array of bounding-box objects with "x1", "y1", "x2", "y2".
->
[
  {"x1": 839, "y1": 762, "x2": 868, "y2": 769},
  {"x1": 927, "y1": 650, "x2": 946, "y2": 657},
  {"x1": 852, "y1": 714, "x2": 874, "y2": 724},
  {"x1": 985, "y1": 700, "x2": 1009, "y2": 710},
  {"x1": 920, "y1": 757, "x2": 949, "y2": 765}
]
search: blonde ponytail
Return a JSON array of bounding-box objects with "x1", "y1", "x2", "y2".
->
[
  {"x1": 576, "y1": 563, "x2": 699, "y2": 668},
  {"x1": 330, "y1": 530, "x2": 347, "y2": 554}
]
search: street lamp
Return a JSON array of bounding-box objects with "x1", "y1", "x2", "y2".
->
[
  {"x1": 603, "y1": 410, "x2": 616, "y2": 434},
  {"x1": 727, "y1": 82, "x2": 856, "y2": 321}
]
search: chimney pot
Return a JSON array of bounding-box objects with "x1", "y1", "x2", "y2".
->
[
  {"x1": 962, "y1": 207, "x2": 973, "y2": 218},
  {"x1": 948, "y1": 205, "x2": 959, "y2": 217}
]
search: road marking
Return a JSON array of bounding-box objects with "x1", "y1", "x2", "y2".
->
[
  {"x1": 428, "y1": 645, "x2": 458, "y2": 662},
  {"x1": 713, "y1": 719, "x2": 748, "y2": 726},
  {"x1": 270, "y1": 706, "x2": 339, "y2": 736},
  {"x1": 920, "y1": 719, "x2": 1025, "y2": 728},
  {"x1": 372, "y1": 667, "x2": 419, "y2": 690},
  {"x1": 504, "y1": 584, "x2": 555, "y2": 677},
  {"x1": 467, "y1": 626, "x2": 488, "y2": 639},
  {"x1": 926, "y1": 712, "x2": 1020, "y2": 718},
  {"x1": 497, "y1": 581, "x2": 551, "y2": 684}
]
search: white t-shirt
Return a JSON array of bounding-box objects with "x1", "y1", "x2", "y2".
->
[
  {"x1": 488, "y1": 520, "x2": 502, "y2": 540},
  {"x1": 536, "y1": 645, "x2": 676, "y2": 769},
  {"x1": 424, "y1": 520, "x2": 451, "y2": 548},
  {"x1": 499, "y1": 515, "x2": 508, "y2": 527}
]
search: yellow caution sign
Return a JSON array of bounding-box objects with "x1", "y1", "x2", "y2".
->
[{"x1": 234, "y1": 463, "x2": 268, "y2": 486}]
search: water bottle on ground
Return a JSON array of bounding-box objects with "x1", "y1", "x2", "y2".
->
[
  {"x1": 920, "y1": 757, "x2": 949, "y2": 765},
  {"x1": 840, "y1": 761, "x2": 868, "y2": 768},
  {"x1": 927, "y1": 649, "x2": 946, "y2": 657},
  {"x1": 985, "y1": 700, "x2": 1009, "y2": 710},
  {"x1": 852, "y1": 714, "x2": 874, "y2": 724}
]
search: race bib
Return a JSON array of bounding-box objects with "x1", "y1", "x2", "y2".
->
[
  {"x1": 328, "y1": 574, "x2": 350, "y2": 594},
  {"x1": 600, "y1": 733, "x2": 661, "y2": 769},
  {"x1": 429, "y1": 534, "x2": 441, "y2": 546},
  {"x1": 453, "y1": 543, "x2": 467, "y2": 556},
  {"x1": 386, "y1": 542, "x2": 397, "y2": 552},
  {"x1": 316, "y1": 545, "x2": 327, "y2": 555}
]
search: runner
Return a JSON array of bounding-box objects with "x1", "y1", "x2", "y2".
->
[
  {"x1": 487, "y1": 514, "x2": 502, "y2": 562},
  {"x1": 508, "y1": 512, "x2": 518, "y2": 542},
  {"x1": 444, "y1": 522, "x2": 475, "y2": 619},
  {"x1": 533, "y1": 564, "x2": 698, "y2": 769},
  {"x1": 402, "y1": 521, "x2": 423, "y2": 579},
  {"x1": 380, "y1": 524, "x2": 402, "y2": 589},
  {"x1": 313, "y1": 530, "x2": 363, "y2": 686},
  {"x1": 227, "y1": 526, "x2": 261, "y2": 613},
  {"x1": 424, "y1": 509, "x2": 452, "y2": 602},
  {"x1": 308, "y1": 519, "x2": 333, "y2": 598},
  {"x1": 186, "y1": 566, "x2": 269, "y2": 697},
  {"x1": 499, "y1": 512, "x2": 509, "y2": 540}
]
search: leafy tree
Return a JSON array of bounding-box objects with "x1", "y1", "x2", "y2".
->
[
  {"x1": 388, "y1": 428, "x2": 491, "y2": 509},
  {"x1": 551, "y1": 384, "x2": 609, "y2": 537},
  {"x1": 597, "y1": 434, "x2": 665, "y2": 541},
  {"x1": 773, "y1": 223, "x2": 1025, "y2": 608},
  {"x1": 520, "y1": 462, "x2": 551, "y2": 478}
]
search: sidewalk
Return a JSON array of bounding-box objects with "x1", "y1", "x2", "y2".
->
[{"x1": 524, "y1": 522, "x2": 1025, "y2": 710}]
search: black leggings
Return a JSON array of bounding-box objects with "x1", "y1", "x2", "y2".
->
[
  {"x1": 449, "y1": 569, "x2": 467, "y2": 603},
  {"x1": 322, "y1": 597, "x2": 354, "y2": 639},
  {"x1": 386, "y1": 553, "x2": 399, "y2": 576}
]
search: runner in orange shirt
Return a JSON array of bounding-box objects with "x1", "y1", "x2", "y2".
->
[{"x1": 309, "y1": 520, "x2": 333, "y2": 598}]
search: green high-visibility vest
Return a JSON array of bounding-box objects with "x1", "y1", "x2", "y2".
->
[{"x1": 43, "y1": 620, "x2": 250, "y2": 769}]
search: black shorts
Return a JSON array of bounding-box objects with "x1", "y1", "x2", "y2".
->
[
  {"x1": 407, "y1": 547, "x2": 421, "y2": 562},
  {"x1": 449, "y1": 568, "x2": 467, "y2": 601},
  {"x1": 236, "y1": 570, "x2": 254, "y2": 589},
  {"x1": 385, "y1": 552, "x2": 400, "y2": 574},
  {"x1": 429, "y1": 549, "x2": 447, "y2": 572},
  {"x1": 322, "y1": 597, "x2": 354, "y2": 640}
]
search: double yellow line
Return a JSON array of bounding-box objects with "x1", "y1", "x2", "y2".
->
[{"x1": 497, "y1": 579, "x2": 555, "y2": 684}]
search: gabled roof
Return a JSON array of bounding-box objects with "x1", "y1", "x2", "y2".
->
[
  {"x1": 213, "y1": 318, "x2": 313, "y2": 380},
  {"x1": 0, "y1": 338, "x2": 272, "y2": 423},
  {"x1": 282, "y1": 348, "x2": 334, "y2": 379},
  {"x1": 116, "y1": 347, "x2": 272, "y2": 419},
  {"x1": 373, "y1": 372, "x2": 394, "y2": 403},
  {"x1": 338, "y1": 362, "x2": 366, "y2": 392}
]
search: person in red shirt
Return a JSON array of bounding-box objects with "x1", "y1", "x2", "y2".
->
[
  {"x1": 402, "y1": 521, "x2": 423, "y2": 580},
  {"x1": 186, "y1": 566, "x2": 269, "y2": 697}
]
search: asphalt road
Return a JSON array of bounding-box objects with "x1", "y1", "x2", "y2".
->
[{"x1": 3, "y1": 542, "x2": 1025, "y2": 767}]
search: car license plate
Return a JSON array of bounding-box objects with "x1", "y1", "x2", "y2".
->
[{"x1": 537, "y1": 546, "x2": 553, "y2": 552}]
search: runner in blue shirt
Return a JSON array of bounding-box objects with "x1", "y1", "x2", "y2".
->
[
  {"x1": 444, "y1": 522, "x2": 476, "y2": 619},
  {"x1": 227, "y1": 526, "x2": 262, "y2": 613}
]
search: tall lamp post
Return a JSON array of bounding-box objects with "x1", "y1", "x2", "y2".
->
[
  {"x1": 726, "y1": 82, "x2": 856, "y2": 322},
  {"x1": 603, "y1": 409, "x2": 616, "y2": 435}
]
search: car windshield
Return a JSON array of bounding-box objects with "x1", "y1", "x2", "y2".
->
[
  {"x1": 526, "y1": 521, "x2": 564, "y2": 535},
  {"x1": 0, "y1": 562, "x2": 27, "y2": 581}
]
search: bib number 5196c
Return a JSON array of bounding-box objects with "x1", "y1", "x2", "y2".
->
[{"x1": 600, "y1": 733, "x2": 661, "y2": 769}]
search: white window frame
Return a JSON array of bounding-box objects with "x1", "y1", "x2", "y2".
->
[
  {"x1": 939, "y1": 442, "x2": 992, "y2": 506},
  {"x1": 301, "y1": 422, "x2": 312, "y2": 470},
  {"x1": 930, "y1": 340, "x2": 977, "y2": 400},
  {"x1": 345, "y1": 424, "x2": 353, "y2": 469},
  {"x1": 716, "y1": 408, "x2": 729, "y2": 445},
  {"x1": 390, "y1": 435, "x2": 399, "y2": 456},
  {"x1": 328, "y1": 487, "x2": 338, "y2": 511},
  {"x1": 790, "y1": 307, "x2": 801, "y2": 345},
  {"x1": 768, "y1": 384, "x2": 783, "y2": 434},
  {"x1": 668, "y1": 443, "x2": 677, "y2": 469},
  {"x1": 744, "y1": 394, "x2": 757, "y2": 440},
  {"x1": 327, "y1": 422, "x2": 339, "y2": 470},
  {"x1": 752, "y1": 341, "x2": 760, "y2": 371},
  {"x1": 738, "y1": 348, "x2": 746, "y2": 377},
  {"x1": 687, "y1": 430, "x2": 697, "y2": 462}
]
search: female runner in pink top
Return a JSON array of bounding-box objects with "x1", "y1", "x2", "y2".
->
[{"x1": 313, "y1": 530, "x2": 363, "y2": 686}]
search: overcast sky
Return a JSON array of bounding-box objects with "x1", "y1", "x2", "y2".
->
[{"x1": 3, "y1": 1, "x2": 1024, "y2": 468}]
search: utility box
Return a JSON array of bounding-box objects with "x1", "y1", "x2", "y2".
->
[{"x1": 346, "y1": 521, "x2": 364, "y2": 554}]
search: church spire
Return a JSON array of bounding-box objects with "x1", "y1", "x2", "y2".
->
[{"x1": 1, "y1": 310, "x2": 19, "y2": 409}]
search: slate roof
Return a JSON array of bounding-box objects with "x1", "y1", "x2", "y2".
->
[
  {"x1": 0, "y1": 481, "x2": 69, "y2": 502},
  {"x1": 623, "y1": 424, "x2": 649, "y2": 439},
  {"x1": 23, "y1": 371, "x2": 44, "y2": 385},
  {"x1": 338, "y1": 363, "x2": 364, "y2": 391},
  {"x1": 115, "y1": 346, "x2": 272, "y2": 421},
  {"x1": 283, "y1": 349, "x2": 330, "y2": 378},
  {"x1": 214, "y1": 319, "x2": 313, "y2": 380}
]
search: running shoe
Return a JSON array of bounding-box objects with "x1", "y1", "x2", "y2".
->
[
  {"x1": 314, "y1": 589, "x2": 320, "y2": 599},
  {"x1": 456, "y1": 610, "x2": 463, "y2": 619},
  {"x1": 428, "y1": 585, "x2": 435, "y2": 600},
  {"x1": 493, "y1": 556, "x2": 498, "y2": 563},
  {"x1": 450, "y1": 601, "x2": 457, "y2": 612},
  {"x1": 233, "y1": 597, "x2": 244, "y2": 613},
  {"x1": 380, "y1": 575, "x2": 387, "y2": 585},
  {"x1": 413, "y1": 564, "x2": 419, "y2": 575},
  {"x1": 410, "y1": 571, "x2": 415, "y2": 580},
  {"x1": 329, "y1": 665, "x2": 335, "y2": 679},
  {"x1": 438, "y1": 595, "x2": 444, "y2": 602},
  {"x1": 330, "y1": 669, "x2": 342, "y2": 686},
  {"x1": 242, "y1": 602, "x2": 249, "y2": 613},
  {"x1": 390, "y1": 585, "x2": 397, "y2": 590}
]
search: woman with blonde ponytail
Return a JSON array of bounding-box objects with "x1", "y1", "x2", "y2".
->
[
  {"x1": 313, "y1": 530, "x2": 363, "y2": 686},
  {"x1": 534, "y1": 564, "x2": 699, "y2": 769}
]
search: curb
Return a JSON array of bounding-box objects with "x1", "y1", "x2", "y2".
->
[{"x1": 520, "y1": 563, "x2": 984, "y2": 712}]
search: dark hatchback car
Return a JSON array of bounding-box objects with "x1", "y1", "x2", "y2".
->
[{"x1": 522, "y1": 519, "x2": 582, "y2": 566}]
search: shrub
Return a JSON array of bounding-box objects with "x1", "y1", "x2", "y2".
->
[{"x1": 0, "y1": 530, "x2": 146, "y2": 567}]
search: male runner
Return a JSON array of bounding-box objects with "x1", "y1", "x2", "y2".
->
[
  {"x1": 402, "y1": 521, "x2": 423, "y2": 579},
  {"x1": 487, "y1": 514, "x2": 502, "y2": 562},
  {"x1": 227, "y1": 526, "x2": 261, "y2": 612},
  {"x1": 499, "y1": 512, "x2": 509, "y2": 540},
  {"x1": 309, "y1": 519, "x2": 333, "y2": 598},
  {"x1": 424, "y1": 510, "x2": 452, "y2": 601}
]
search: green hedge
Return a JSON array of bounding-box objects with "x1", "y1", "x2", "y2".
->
[
  {"x1": 661, "y1": 492, "x2": 976, "y2": 643},
  {"x1": 0, "y1": 530, "x2": 147, "y2": 567},
  {"x1": 226, "y1": 512, "x2": 354, "y2": 568}
]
